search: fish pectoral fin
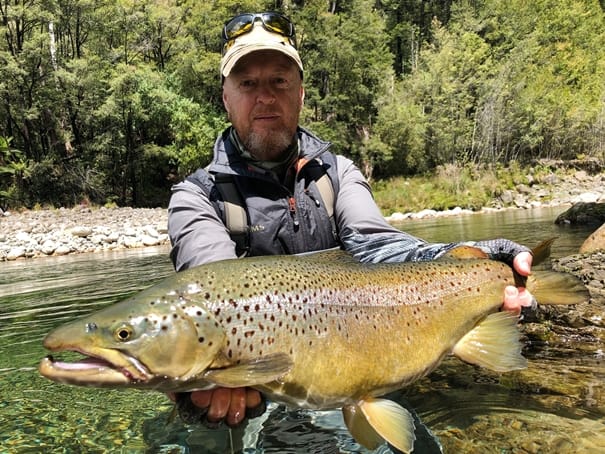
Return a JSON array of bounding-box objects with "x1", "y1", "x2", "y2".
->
[
  {"x1": 453, "y1": 311, "x2": 527, "y2": 372},
  {"x1": 343, "y1": 398, "x2": 416, "y2": 453},
  {"x1": 203, "y1": 353, "x2": 293, "y2": 387}
]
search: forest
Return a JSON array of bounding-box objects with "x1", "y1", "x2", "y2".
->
[{"x1": 1, "y1": 0, "x2": 604, "y2": 208}]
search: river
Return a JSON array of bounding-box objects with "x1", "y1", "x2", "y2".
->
[{"x1": 0, "y1": 206, "x2": 602, "y2": 453}]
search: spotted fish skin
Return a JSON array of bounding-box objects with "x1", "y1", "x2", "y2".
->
[{"x1": 198, "y1": 251, "x2": 516, "y2": 407}]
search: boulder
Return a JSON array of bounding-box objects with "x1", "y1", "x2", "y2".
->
[
  {"x1": 555, "y1": 202, "x2": 605, "y2": 225},
  {"x1": 580, "y1": 222, "x2": 605, "y2": 254}
]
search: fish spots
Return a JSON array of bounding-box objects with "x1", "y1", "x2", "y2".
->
[{"x1": 198, "y1": 336, "x2": 205, "y2": 343}]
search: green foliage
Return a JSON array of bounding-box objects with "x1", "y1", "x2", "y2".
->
[
  {"x1": 0, "y1": 0, "x2": 604, "y2": 208},
  {"x1": 0, "y1": 136, "x2": 31, "y2": 209},
  {"x1": 373, "y1": 163, "x2": 506, "y2": 214}
]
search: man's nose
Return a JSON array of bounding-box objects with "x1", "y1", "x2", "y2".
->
[{"x1": 255, "y1": 83, "x2": 276, "y2": 104}]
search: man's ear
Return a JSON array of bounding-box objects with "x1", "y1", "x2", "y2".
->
[{"x1": 223, "y1": 90, "x2": 231, "y2": 119}]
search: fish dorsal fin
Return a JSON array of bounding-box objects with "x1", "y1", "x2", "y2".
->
[
  {"x1": 441, "y1": 245, "x2": 489, "y2": 260},
  {"x1": 530, "y1": 237, "x2": 556, "y2": 267},
  {"x1": 203, "y1": 353, "x2": 293, "y2": 387},
  {"x1": 452, "y1": 311, "x2": 527, "y2": 372},
  {"x1": 343, "y1": 398, "x2": 416, "y2": 453}
]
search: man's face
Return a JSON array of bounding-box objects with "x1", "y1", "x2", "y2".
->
[{"x1": 223, "y1": 50, "x2": 304, "y2": 161}]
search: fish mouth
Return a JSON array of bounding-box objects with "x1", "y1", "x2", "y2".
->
[{"x1": 39, "y1": 347, "x2": 151, "y2": 387}]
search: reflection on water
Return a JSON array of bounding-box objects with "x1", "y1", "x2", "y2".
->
[{"x1": 0, "y1": 208, "x2": 603, "y2": 453}]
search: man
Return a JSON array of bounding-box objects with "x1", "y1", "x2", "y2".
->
[{"x1": 167, "y1": 11, "x2": 533, "y2": 434}]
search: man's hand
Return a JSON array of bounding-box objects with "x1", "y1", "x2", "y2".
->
[
  {"x1": 168, "y1": 387, "x2": 265, "y2": 428},
  {"x1": 502, "y1": 251, "x2": 534, "y2": 313}
]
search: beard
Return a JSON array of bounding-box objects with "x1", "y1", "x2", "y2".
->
[{"x1": 244, "y1": 128, "x2": 296, "y2": 162}]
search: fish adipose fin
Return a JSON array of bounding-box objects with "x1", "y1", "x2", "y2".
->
[
  {"x1": 453, "y1": 311, "x2": 527, "y2": 372},
  {"x1": 343, "y1": 398, "x2": 416, "y2": 453},
  {"x1": 203, "y1": 353, "x2": 293, "y2": 387}
]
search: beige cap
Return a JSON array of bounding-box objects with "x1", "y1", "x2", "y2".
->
[{"x1": 220, "y1": 24, "x2": 304, "y2": 78}]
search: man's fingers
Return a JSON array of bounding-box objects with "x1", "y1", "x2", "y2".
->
[
  {"x1": 503, "y1": 285, "x2": 535, "y2": 313},
  {"x1": 207, "y1": 388, "x2": 231, "y2": 423},
  {"x1": 226, "y1": 387, "x2": 247, "y2": 427},
  {"x1": 245, "y1": 388, "x2": 263, "y2": 408},
  {"x1": 245, "y1": 388, "x2": 267, "y2": 419},
  {"x1": 190, "y1": 389, "x2": 213, "y2": 409},
  {"x1": 513, "y1": 251, "x2": 533, "y2": 276}
]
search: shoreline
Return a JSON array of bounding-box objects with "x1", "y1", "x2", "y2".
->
[{"x1": 1, "y1": 170, "x2": 603, "y2": 261}]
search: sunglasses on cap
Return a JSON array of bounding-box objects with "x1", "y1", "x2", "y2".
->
[{"x1": 221, "y1": 12, "x2": 297, "y2": 55}]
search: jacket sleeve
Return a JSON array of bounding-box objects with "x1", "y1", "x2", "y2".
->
[
  {"x1": 167, "y1": 180, "x2": 238, "y2": 271},
  {"x1": 334, "y1": 156, "x2": 531, "y2": 265}
]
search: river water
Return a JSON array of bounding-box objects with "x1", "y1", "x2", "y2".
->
[{"x1": 0, "y1": 206, "x2": 603, "y2": 453}]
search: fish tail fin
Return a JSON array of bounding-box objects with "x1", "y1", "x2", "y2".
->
[
  {"x1": 453, "y1": 311, "x2": 527, "y2": 372},
  {"x1": 528, "y1": 270, "x2": 590, "y2": 305},
  {"x1": 343, "y1": 398, "x2": 416, "y2": 453}
]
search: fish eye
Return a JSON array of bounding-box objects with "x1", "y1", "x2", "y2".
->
[{"x1": 114, "y1": 325, "x2": 133, "y2": 342}]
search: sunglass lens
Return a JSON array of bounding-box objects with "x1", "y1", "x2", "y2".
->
[
  {"x1": 261, "y1": 13, "x2": 293, "y2": 37},
  {"x1": 224, "y1": 14, "x2": 254, "y2": 40}
]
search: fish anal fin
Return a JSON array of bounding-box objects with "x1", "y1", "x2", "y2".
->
[
  {"x1": 344, "y1": 398, "x2": 416, "y2": 453},
  {"x1": 203, "y1": 353, "x2": 293, "y2": 387},
  {"x1": 343, "y1": 404, "x2": 385, "y2": 451},
  {"x1": 453, "y1": 311, "x2": 527, "y2": 372}
]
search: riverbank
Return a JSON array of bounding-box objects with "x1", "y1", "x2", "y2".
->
[{"x1": 1, "y1": 167, "x2": 604, "y2": 261}]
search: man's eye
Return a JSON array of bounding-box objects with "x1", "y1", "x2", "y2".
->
[
  {"x1": 240, "y1": 80, "x2": 256, "y2": 89},
  {"x1": 274, "y1": 78, "x2": 290, "y2": 88}
]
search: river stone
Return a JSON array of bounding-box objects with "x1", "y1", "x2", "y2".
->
[
  {"x1": 54, "y1": 244, "x2": 71, "y2": 255},
  {"x1": 106, "y1": 232, "x2": 119, "y2": 243},
  {"x1": 575, "y1": 192, "x2": 601, "y2": 203},
  {"x1": 41, "y1": 240, "x2": 57, "y2": 255},
  {"x1": 580, "y1": 222, "x2": 605, "y2": 254},
  {"x1": 143, "y1": 225, "x2": 159, "y2": 237},
  {"x1": 15, "y1": 231, "x2": 32, "y2": 242},
  {"x1": 122, "y1": 236, "x2": 141, "y2": 248},
  {"x1": 141, "y1": 234, "x2": 161, "y2": 246},
  {"x1": 7, "y1": 247, "x2": 26, "y2": 260},
  {"x1": 70, "y1": 226, "x2": 93, "y2": 237}
]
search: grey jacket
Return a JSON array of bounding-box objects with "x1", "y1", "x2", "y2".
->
[{"x1": 168, "y1": 127, "x2": 529, "y2": 271}]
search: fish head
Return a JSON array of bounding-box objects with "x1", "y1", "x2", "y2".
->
[{"x1": 39, "y1": 285, "x2": 226, "y2": 389}]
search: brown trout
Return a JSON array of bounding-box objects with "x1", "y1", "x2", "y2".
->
[{"x1": 39, "y1": 246, "x2": 588, "y2": 453}]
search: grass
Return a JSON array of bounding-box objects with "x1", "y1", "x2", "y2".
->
[{"x1": 371, "y1": 162, "x2": 531, "y2": 215}]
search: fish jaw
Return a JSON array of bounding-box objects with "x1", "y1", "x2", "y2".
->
[{"x1": 39, "y1": 336, "x2": 152, "y2": 387}]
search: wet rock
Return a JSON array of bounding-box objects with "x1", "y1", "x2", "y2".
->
[
  {"x1": 555, "y1": 202, "x2": 605, "y2": 225},
  {"x1": 580, "y1": 222, "x2": 605, "y2": 254}
]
